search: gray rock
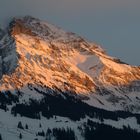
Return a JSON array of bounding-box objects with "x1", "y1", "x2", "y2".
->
[{"x1": 0, "y1": 34, "x2": 18, "y2": 79}]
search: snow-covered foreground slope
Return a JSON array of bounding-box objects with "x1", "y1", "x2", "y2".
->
[
  {"x1": 0, "y1": 109, "x2": 82, "y2": 140},
  {"x1": 0, "y1": 16, "x2": 140, "y2": 139},
  {"x1": 0, "y1": 108, "x2": 140, "y2": 140}
]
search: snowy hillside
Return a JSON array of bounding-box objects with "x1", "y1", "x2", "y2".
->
[{"x1": 0, "y1": 16, "x2": 140, "y2": 139}]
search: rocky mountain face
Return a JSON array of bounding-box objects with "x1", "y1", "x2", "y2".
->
[
  {"x1": 0, "y1": 16, "x2": 140, "y2": 112},
  {"x1": 0, "y1": 16, "x2": 140, "y2": 140},
  {"x1": 0, "y1": 29, "x2": 17, "y2": 79}
]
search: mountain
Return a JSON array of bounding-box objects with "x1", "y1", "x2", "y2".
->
[{"x1": 0, "y1": 16, "x2": 140, "y2": 140}]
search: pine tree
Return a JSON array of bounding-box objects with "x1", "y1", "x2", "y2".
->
[
  {"x1": 17, "y1": 121, "x2": 24, "y2": 129},
  {"x1": 0, "y1": 134, "x2": 2, "y2": 140},
  {"x1": 19, "y1": 133, "x2": 22, "y2": 139},
  {"x1": 39, "y1": 123, "x2": 42, "y2": 128},
  {"x1": 25, "y1": 124, "x2": 28, "y2": 129}
]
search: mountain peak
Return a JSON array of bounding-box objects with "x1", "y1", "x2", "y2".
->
[
  {"x1": 0, "y1": 16, "x2": 140, "y2": 112},
  {"x1": 10, "y1": 16, "x2": 80, "y2": 42}
]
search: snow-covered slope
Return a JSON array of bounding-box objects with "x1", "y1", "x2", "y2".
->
[
  {"x1": 0, "y1": 109, "x2": 139, "y2": 140},
  {"x1": 0, "y1": 16, "x2": 140, "y2": 139},
  {"x1": 0, "y1": 16, "x2": 140, "y2": 113}
]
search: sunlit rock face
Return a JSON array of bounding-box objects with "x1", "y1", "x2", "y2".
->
[{"x1": 0, "y1": 16, "x2": 140, "y2": 112}]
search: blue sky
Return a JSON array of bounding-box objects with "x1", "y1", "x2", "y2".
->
[{"x1": 0, "y1": 0, "x2": 140, "y2": 65}]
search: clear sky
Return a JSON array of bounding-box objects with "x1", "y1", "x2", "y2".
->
[{"x1": 0, "y1": 0, "x2": 140, "y2": 65}]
